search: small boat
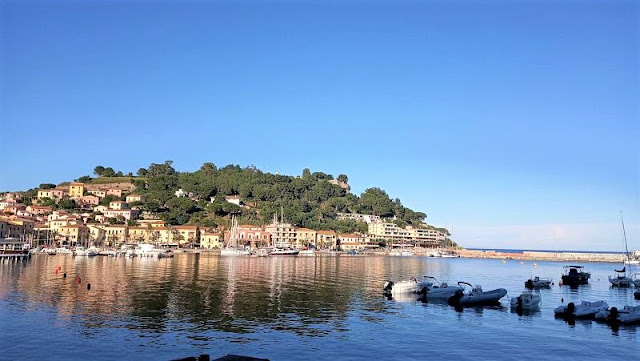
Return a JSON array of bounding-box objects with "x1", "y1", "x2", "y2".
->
[
  {"x1": 631, "y1": 273, "x2": 640, "y2": 287},
  {"x1": 73, "y1": 247, "x2": 88, "y2": 256},
  {"x1": 554, "y1": 301, "x2": 608, "y2": 318},
  {"x1": 157, "y1": 249, "x2": 174, "y2": 258},
  {"x1": 609, "y1": 215, "x2": 633, "y2": 287},
  {"x1": 416, "y1": 276, "x2": 463, "y2": 300},
  {"x1": 86, "y1": 247, "x2": 100, "y2": 257},
  {"x1": 595, "y1": 305, "x2": 640, "y2": 324},
  {"x1": 346, "y1": 250, "x2": 358, "y2": 256},
  {"x1": 635, "y1": 291, "x2": 640, "y2": 300},
  {"x1": 270, "y1": 248, "x2": 300, "y2": 256},
  {"x1": 624, "y1": 259, "x2": 640, "y2": 265},
  {"x1": 256, "y1": 248, "x2": 269, "y2": 257},
  {"x1": 220, "y1": 247, "x2": 251, "y2": 256},
  {"x1": 561, "y1": 266, "x2": 590, "y2": 286},
  {"x1": 55, "y1": 247, "x2": 72, "y2": 255},
  {"x1": 440, "y1": 252, "x2": 459, "y2": 258},
  {"x1": 608, "y1": 267, "x2": 632, "y2": 287},
  {"x1": 298, "y1": 249, "x2": 315, "y2": 256},
  {"x1": 448, "y1": 282, "x2": 507, "y2": 307},
  {"x1": 384, "y1": 276, "x2": 433, "y2": 295},
  {"x1": 510, "y1": 292, "x2": 541, "y2": 311},
  {"x1": 525, "y1": 276, "x2": 552, "y2": 289}
]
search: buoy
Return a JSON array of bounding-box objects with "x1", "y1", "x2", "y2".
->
[
  {"x1": 87, "y1": 283, "x2": 91, "y2": 291},
  {"x1": 54, "y1": 269, "x2": 59, "y2": 274},
  {"x1": 559, "y1": 281, "x2": 563, "y2": 287},
  {"x1": 76, "y1": 276, "x2": 81, "y2": 284},
  {"x1": 63, "y1": 273, "x2": 67, "y2": 278},
  {"x1": 533, "y1": 263, "x2": 537, "y2": 267},
  {"x1": 561, "y1": 297, "x2": 564, "y2": 303}
]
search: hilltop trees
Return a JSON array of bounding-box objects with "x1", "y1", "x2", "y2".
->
[{"x1": 129, "y1": 161, "x2": 430, "y2": 233}]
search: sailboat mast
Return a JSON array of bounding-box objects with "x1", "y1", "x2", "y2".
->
[{"x1": 621, "y1": 212, "x2": 630, "y2": 262}]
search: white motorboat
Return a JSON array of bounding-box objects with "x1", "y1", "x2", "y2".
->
[
  {"x1": 416, "y1": 276, "x2": 463, "y2": 299},
  {"x1": 595, "y1": 305, "x2": 640, "y2": 324},
  {"x1": 440, "y1": 252, "x2": 459, "y2": 258},
  {"x1": 157, "y1": 249, "x2": 174, "y2": 258},
  {"x1": 524, "y1": 276, "x2": 552, "y2": 289},
  {"x1": 221, "y1": 247, "x2": 251, "y2": 256},
  {"x1": 448, "y1": 282, "x2": 507, "y2": 307},
  {"x1": 270, "y1": 248, "x2": 300, "y2": 256},
  {"x1": 135, "y1": 244, "x2": 162, "y2": 257},
  {"x1": 554, "y1": 300, "x2": 609, "y2": 318},
  {"x1": 510, "y1": 292, "x2": 541, "y2": 311},
  {"x1": 624, "y1": 259, "x2": 640, "y2": 265},
  {"x1": 298, "y1": 249, "x2": 315, "y2": 256},
  {"x1": 384, "y1": 276, "x2": 432, "y2": 295},
  {"x1": 73, "y1": 247, "x2": 88, "y2": 256},
  {"x1": 56, "y1": 247, "x2": 72, "y2": 255},
  {"x1": 86, "y1": 247, "x2": 100, "y2": 257}
]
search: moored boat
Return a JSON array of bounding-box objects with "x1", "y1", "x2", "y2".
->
[
  {"x1": 525, "y1": 276, "x2": 552, "y2": 289},
  {"x1": 384, "y1": 276, "x2": 433, "y2": 295},
  {"x1": 561, "y1": 266, "x2": 590, "y2": 286},
  {"x1": 510, "y1": 292, "x2": 541, "y2": 311},
  {"x1": 416, "y1": 276, "x2": 463, "y2": 300},
  {"x1": 595, "y1": 305, "x2": 640, "y2": 324},
  {"x1": 608, "y1": 267, "x2": 632, "y2": 287},
  {"x1": 554, "y1": 301, "x2": 608, "y2": 318},
  {"x1": 448, "y1": 282, "x2": 507, "y2": 307},
  {"x1": 298, "y1": 249, "x2": 315, "y2": 256},
  {"x1": 270, "y1": 248, "x2": 300, "y2": 256}
]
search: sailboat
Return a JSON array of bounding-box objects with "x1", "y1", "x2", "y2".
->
[
  {"x1": 220, "y1": 215, "x2": 251, "y2": 256},
  {"x1": 609, "y1": 213, "x2": 633, "y2": 287}
]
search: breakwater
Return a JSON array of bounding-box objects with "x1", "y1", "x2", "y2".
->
[{"x1": 458, "y1": 249, "x2": 626, "y2": 263}]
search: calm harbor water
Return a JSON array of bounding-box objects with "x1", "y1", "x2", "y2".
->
[{"x1": 1, "y1": 254, "x2": 638, "y2": 360}]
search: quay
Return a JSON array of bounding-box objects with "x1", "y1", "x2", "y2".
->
[
  {"x1": 458, "y1": 249, "x2": 626, "y2": 263},
  {"x1": 0, "y1": 238, "x2": 32, "y2": 261}
]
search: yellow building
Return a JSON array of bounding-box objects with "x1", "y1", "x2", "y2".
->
[
  {"x1": 109, "y1": 201, "x2": 130, "y2": 210},
  {"x1": 103, "y1": 225, "x2": 128, "y2": 246},
  {"x1": 69, "y1": 182, "x2": 85, "y2": 198},
  {"x1": 125, "y1": 195, "x2": 144, "y2": 203},
  {"x1": 316, "y1": 230, "x2": 337, "y2": 250},
  {"x1": 200, "y1": 232, "x2": 222, "y2": 249},
  {"x1": 296, "y1": 228, "x2": 317, "y2": 247},
  {"x1": 171, "y1": 226, "x2": 199, "y2": 245},
  {"x1": 59, "y1": 225, "x2": 89, "y2": 245}
]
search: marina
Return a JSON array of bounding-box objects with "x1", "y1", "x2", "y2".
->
[{"x1": 1, "y1": 253, "x2": 638, "y2": 360}]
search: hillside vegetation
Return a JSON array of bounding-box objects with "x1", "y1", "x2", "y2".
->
[{"x1": 116, "y1": 161, "x2": 436, "y2": 235}]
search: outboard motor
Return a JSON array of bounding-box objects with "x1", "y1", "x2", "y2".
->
[
  {"x1": 448, "y1": 289, "x2": 464, "y2": 307},
  {"x1": 525, "y1": 280, "x2": 534, "y2": 289},
  {"x1": 607, "y1": 307, "x2": 618, "y2": 324},
  {"x1": 516, "y1": 296, "x2": 523, "y2": 314},
  {"x1": 383, "y1": 281, "x2": 394, "y2": 293}
]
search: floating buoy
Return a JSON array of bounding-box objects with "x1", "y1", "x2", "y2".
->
[
  {"x1": 559, "y1": 281, "x2": 563, "y2": 287},
  {"x1": 63, "y1": 273, "x2": 67, "y2": 278},
  {"x1": 54, "y1": 269, "x2": 59, "y2": 274},
  {"x1": 533, "y1": 263, "x2": 537, "y2": 267},
  {"x1": 76, "y1": 276, "x2": 81, "y2": 284},
  {"x1": 502, "y1": 260, "x2": 506, "y2": 263},
  {"x1": 87, "y1": 283, "x2": 91, "y2": 291},
  {"x1": 520, "y1": 261, "x2": 524, "y2": 265},
  {"x1": 561, "y1": 297, "x2": 564, "y2": 303}
]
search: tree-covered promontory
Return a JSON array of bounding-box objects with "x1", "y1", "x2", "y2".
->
[{"x1": 121, "y1": 161, "x2": 435, "y2": 233}]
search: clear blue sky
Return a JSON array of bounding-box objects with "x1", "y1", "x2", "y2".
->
[{"x1": 1, "y1": 1, "x2": 638, "y2": 251}]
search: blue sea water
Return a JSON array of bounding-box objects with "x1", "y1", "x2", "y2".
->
[{"x1": 0, "y1": 254, "x2": 638, "y2": 360}]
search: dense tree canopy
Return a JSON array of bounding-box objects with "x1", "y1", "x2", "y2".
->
[{"x1": 126, "y1": 162, "x2": 432, "y2": 234}]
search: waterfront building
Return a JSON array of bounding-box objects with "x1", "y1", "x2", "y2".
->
[
  {"x1": 296, "y1": 228, "x2": 317, "y2": 248},
  {"x1": 316, "y1": 230, "x2": 337, "y2": 249},
  {"x1": 59, "y1": 225, "x2": 90, "y2": 245},
  {"x1": 264, "y1": 221, "x2": 297, "y2": 248},
  {"x1": 136, "y1": 219, "x2": 166, "y2": 228},
  {"x1": 68, "y1": 182, "x2": 85, "y2": 198},
  {"x1": 200, "y1": 232, "x2": 222, "y2": 249},
  {"x1": 102, "y1": 225, "x2": 128, "y2": 246},
  {"x1": 367, "y1": 222, "x2": 444, "y2": 247},
  {"x1": 172, "y1": 225, "x2": 199, "y2": 246}
]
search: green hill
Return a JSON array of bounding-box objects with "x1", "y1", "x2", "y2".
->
[{"x1": 126, "y1": 161, "x2": 440, "y2": 235}]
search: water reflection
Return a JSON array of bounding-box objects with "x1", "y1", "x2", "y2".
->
[{"x1": 1, "y1": 255, "x2": 638, "y2": 361}]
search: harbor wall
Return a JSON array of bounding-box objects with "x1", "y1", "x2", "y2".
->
[{"x1": 458, "y1": 249, "x2": 626, "y2": 263}]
